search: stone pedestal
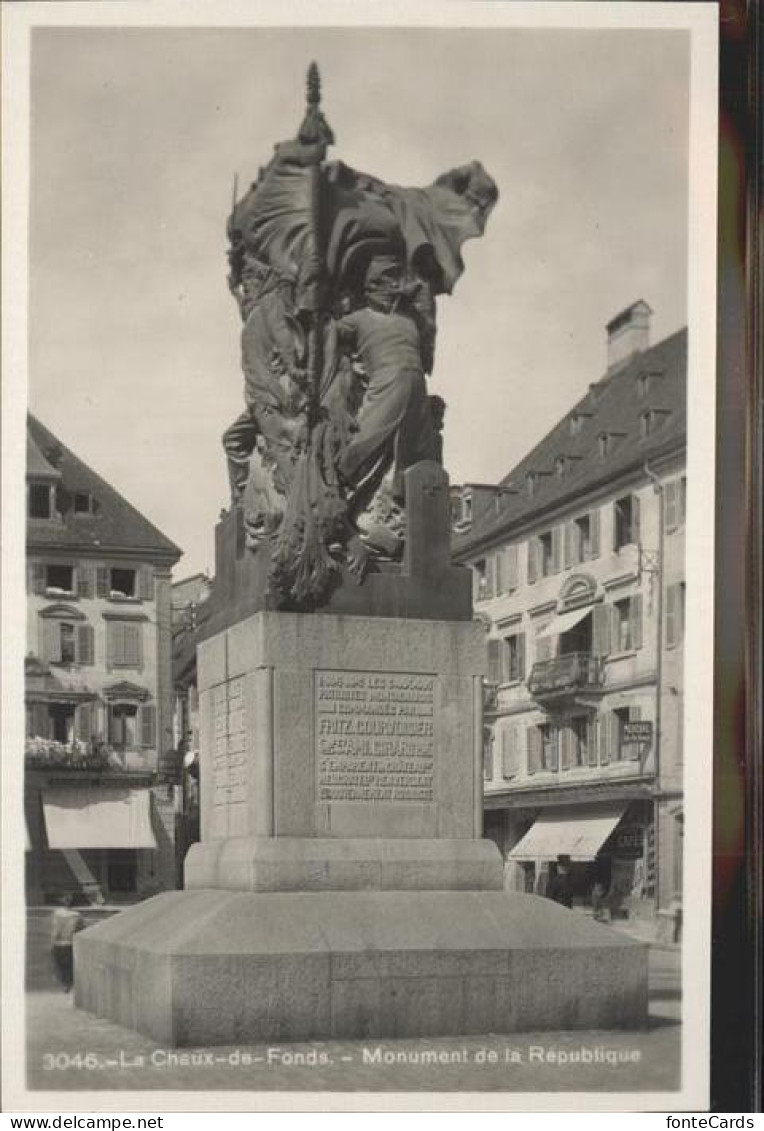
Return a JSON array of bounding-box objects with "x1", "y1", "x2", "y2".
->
[{"x1": 75, "y1": 464, "x2": 649, "y2": 1045}]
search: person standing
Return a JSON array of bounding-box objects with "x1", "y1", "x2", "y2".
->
[{"x1": 50, "y1": 895, "x2": 84, "y2": 993}]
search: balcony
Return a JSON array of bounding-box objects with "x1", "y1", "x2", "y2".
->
[
  {"x1": 24, "y1": 738, "x2": 156, "y2": 775},
  {"x1": 527, "y1": 652, "x2": 603, "y2": 700}
]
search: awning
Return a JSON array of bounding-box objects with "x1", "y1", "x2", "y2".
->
[
  {"x1": 536, "y1": 606, "x2": 592, "y2": 639},
  {"x1": 42, "y1": 787, "x2": 156, "y2": 849},
  {"x1": 507, "y1": 805, "x2": 626, "y2": 862}
]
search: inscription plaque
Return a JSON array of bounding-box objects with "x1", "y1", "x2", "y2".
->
[
  {"x1": 315, "y1": 670, "x2": 436, "y2": 802},
  {"x1": 212, "y1": 675, "x2": 247, "y2": 807}
]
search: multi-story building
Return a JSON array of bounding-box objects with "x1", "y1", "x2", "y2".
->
[
  {"x1": 25, "y1": 414, "x2": 182, "y2": 903},
  {"x1": 453, "y1": 302, "x2": 685, "y2": 938},
  {"x1": 170, "y1": 573, "x2": 211, "y2": 877}
]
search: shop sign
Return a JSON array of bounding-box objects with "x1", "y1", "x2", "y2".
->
[
  {"x1": 622, "y1": 721, "x2": 653, "y2": 744},
  {"x1": 613, "y1": 823, "x2": 644, "y2": 856}
]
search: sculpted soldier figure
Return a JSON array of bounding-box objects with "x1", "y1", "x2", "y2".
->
[{"x1": 222, "y1": 65, "x2": 497, "y2": 605}]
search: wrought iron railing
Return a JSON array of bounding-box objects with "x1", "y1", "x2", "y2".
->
[{"x1": 527, "y1": 652, "x2": 603, "y2": 697}]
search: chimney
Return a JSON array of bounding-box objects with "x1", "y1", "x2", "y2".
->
[{"x1": 606, "y1": 300, "x2": 652, "y2": 373}]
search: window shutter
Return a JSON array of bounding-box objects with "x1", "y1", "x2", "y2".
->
[
  {"x1": 560, "y1": 725, "x2": 571, "y2": 770},
  {"x1": 552, "y1": 527, "x2": 563, "y2": 573},
  {"x1": 140, "y1": 703, "x2": 157, "y2": 748},
  {"x1": 664, "y1": 481, "x2": 679, "y2": 531},
  {"x1": 599, "y1": 714, "x2": 611, "y2": 765},
  {"x1": 139, "y1": 565, "x2": 155, "y2": 601},
  {"x1": 107, "y1": 704, "x2": 116, "y2": 744},
  {"x1": 632, "y1": 494, "x2": 641, "y2": 544},
  {"x1": 611, "y1": 712, "x2": 622, "y2": 761},
  {"x1": 589, "y1": 509, "x2": 601, "y2": 558},
  {"x1": 501, "y1": 727, "x2": 518, "y2": 779},
  {"x1": 76, "y1": 703, "x2": 92, "y2": 742},
  {"x1": 31, "y1": 563, "x2": 47, "y2": 595},
  {"x1": 483, "y1": 730, "x2": 494, "y2": 781},
  {"x1": 487, "y1": 639, "x2": 501, "y2": 685},
  {"x1": 107, "y1": 621, "x2": 120, "y2": 665},
  {"x1": 680, "y1": 478, "x2": 687, "y2": 525},
  {"x1": 527, "y1": 539, "x2": 537, "y2": 585},
  {"x1": 628, "y1": 704, "x2": 642, "y2": 761},
  {"x1": 494, "y1": 552, "x2": 504, "y2": 596},
  {"x1": 547, "y1": 729, "x2": 559, "y2": 772},
  {"x1": 564, "y1": 522, "x2": 575, "y2": 569},
  {"x1": 96, "y1": 566, "x2": 109, "y2": 598},
  {"x1": 587, "y1": 718, "x2": 598, "y2": 766},
  {"x1": 507, "y1": 545, "x2": 519, "y2": 590},
  {"x1": 666, "y1": 584, "x2": 678, "y2": 647},
  {"x1": 527, "y1": 727, "x2": 540, "y2": 775},
  {"x1": 125, "y1": 623, "x2": 143, "y2": 668},
  {"x1": 43, "y1": 619, "x2": 61, "y2": 663},
  {"x1": 76, "y1": 565, "x2": 93, "y2": 598},
  {"x1": 518, "y1": 633, "x2": 526, "y2": 680},
  {"x1": 592, "y1": 604, "x2": 611, "y2": 656},
  {"x1": 499, "y1": 638, "x2": 510, "y2": 684},
  {"x1": 76, "y1": 623, "x2": 95, "y2": 665},
  {"x1": 631, "y1": 593, "x2": 643, "y2": 650},
  {"x1": 485, "y1": 556, "x2": 495, "y2": 599},
  {"x1": 535, "y1": 630, "x2": 553, "y2": 662}
]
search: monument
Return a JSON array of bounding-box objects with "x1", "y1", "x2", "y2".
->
[{"x1": 75, "y1": 67, "x2": 648, "y2": 1045}]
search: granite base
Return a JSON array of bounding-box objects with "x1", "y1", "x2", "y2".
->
[{"x1": 75, "y1": 889, "x2": 648, "y2": 1046}]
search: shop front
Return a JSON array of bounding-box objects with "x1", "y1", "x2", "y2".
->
[{"x1": 504, "y1": 797, "x2": 654, "y2": 918}]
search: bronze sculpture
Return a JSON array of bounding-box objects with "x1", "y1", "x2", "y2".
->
[{"x1": 223, "y1": 64, "x2": 497, "y2": 606}]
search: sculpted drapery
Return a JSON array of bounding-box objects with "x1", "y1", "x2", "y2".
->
[{"x1": 222, "y1": 65, "x2": 497, "y2": 606}]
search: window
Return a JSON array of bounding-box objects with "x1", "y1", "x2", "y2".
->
[
  {"x1": 473, "y1": 559, "x2": 488, "y2": 602},
  {"x1": 614, "y1": 494, "x2": 640, "y2": 550},
  {"x1": 539, "y1": 532, "x2": 553, "y2": 576},
  {"x1": 555, "y1": 456, "x2": 567, "y2": 479},
  {"x1": 483, "y1": 728, "x2": 494, "y2": 781},
  {"x1": 29, "y1": 484, "x2": 52, "y2": 519},
  {"x1": 461, "y1": 493, "x2": 473, "y2": 525},
  {"x1": 570, "y1": 414, "x2": 583, "y2": 437},
  {"x1": 45, "y1": 564, "x2": 74, "y2": 593},
  {"x1": 109, "y1": 568, "x2": 137, "y2": 598},
  {"x1": 666, "y1": 582, "x2": 686, "y2": 647},
  {"x1": 540, "y1": 725, "x2": 558, "y2": 771},
  {"x1": 526, "y1": 473, "x2": 537, "y2": 498},
  {"x1": 571, "y1": 716, "x2": 589, "y2": 767},
  {"x1": 41, "y1": 616, "x2": 95, "y2": 665},
  {"x1": 613, "y1": 595, "x2": 643, "y2": 652},
  {"x1": 501, "y1": 632, "x2": 526, "y2": 683},
  {"x1": 73, "y1": 492, "x2": 93, "y2": 514},
  {"x1": 109, "y1": 703, "x2": 138, "y2": 748},
  {"x1": 49, "y1": 704, "x2": 75, "y2": 744},
  {"x1": 107, "y1": 620, "x2": 143, "y2": 668},
  {"x1": 563, "y1": 511, "x2": 601, "y2": 567},
  {"x1": 613, "y1": 705, "x2": 643, "y2": 762},
  {"x1": 598, "y1": 433, "x2": 611, "y2": 459}
]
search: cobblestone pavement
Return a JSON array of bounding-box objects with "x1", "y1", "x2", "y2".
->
[{"x1": 25, "y1": 949, "x2": 680, "y2": 1096}]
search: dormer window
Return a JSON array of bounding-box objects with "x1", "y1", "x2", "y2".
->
[
  {"x1": 461, "y1": 492, "x2": 473, "y2": 525},
  {"x1": 640, "y1": 408, "x2": 671, "y2": 438},
  {"x1": 637, "y1": 369, "x2": 665, "y2": 398},
  {"x1": 45, "y1": 564, "x2": 74, "y2": 594},
  {"x1": 109, "y1": 568, "x2": 137, "y2": 599},
  {"x1": 29, "y1": 484, "x2": 54, "y2": 519},
  {"x1": 598, "y1": 432, "x2": 610, "y2": 458},
  {"x1": 74, "y1": 491, "x2": 94, "y2": 514},
  {"x1": 555, "y1": 456, "x2": 567, "y2": 479},
  {"x1": 526, "y1": 473, "x2": 537, "y2": 498}
]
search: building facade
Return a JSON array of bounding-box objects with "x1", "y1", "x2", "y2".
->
[
  {"x1": 453, "y1": 303, "x2": 685, "y2": 938},
  {"x1": 25, "y1": 415, "x2": 182, "y2": 904}
]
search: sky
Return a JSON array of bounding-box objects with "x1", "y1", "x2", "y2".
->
[{"x1": 27, "y1": 22, "x2": 690, "y2": 578}]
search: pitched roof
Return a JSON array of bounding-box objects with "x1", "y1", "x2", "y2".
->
[
  {"x1": 455, "y1": 327, "x2": 687, "y2": 554},
  {"x1": 27, "y1": 414, "x2": 182, "y2": 560}
]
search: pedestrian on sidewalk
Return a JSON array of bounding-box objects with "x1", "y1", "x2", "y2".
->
[{"x1": 50, "y1": 894, "x2": 84, "y2": 993}]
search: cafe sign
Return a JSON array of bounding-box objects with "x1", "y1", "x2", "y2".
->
[{"x1": 622, "y1": 721, "x2": 654, "y2": 744}]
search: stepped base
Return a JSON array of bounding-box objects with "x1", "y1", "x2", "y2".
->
[
  {"x1": 75, "y1": 889, "x2": 648, "y2": 1046},
  {"x1": 184, "y1": 836, "x2": 504, "y2": 892}
]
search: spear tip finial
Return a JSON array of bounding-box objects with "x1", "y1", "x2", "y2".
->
[{"x1": 307, "y1": 62, "x2": 321, "y2": 106}]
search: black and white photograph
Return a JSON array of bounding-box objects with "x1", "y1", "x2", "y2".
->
[{"x1": 1, "y1": 0, "x2": 718, "y2": 1113}]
